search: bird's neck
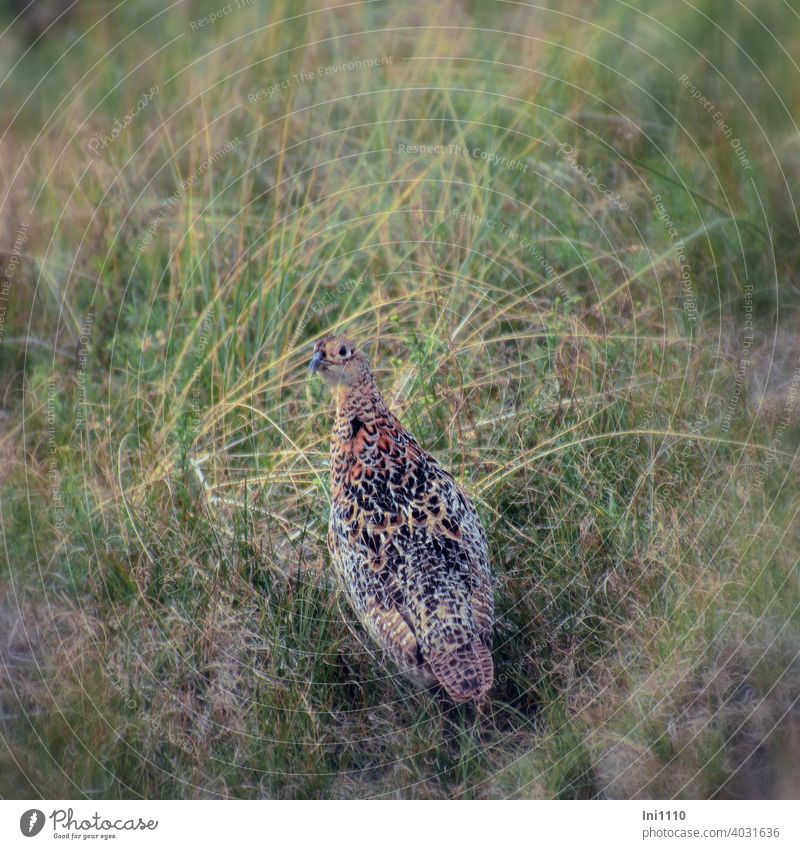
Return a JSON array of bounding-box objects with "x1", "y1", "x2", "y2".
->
[{"x1": 334, "y1": 377, "x2": 389, "y2": 441}]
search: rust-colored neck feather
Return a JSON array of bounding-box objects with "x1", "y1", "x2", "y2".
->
[{"x1": 333, "y1": 368, "x2": 389, "y2": 441}]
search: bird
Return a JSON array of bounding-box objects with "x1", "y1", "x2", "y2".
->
[{"x1": 309, "y1": 335, "x2": 494, "y2": 702}]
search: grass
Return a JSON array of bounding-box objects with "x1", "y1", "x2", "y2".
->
[{"x1": 1, "y1": 0, "x2": 799, "y2": 799}]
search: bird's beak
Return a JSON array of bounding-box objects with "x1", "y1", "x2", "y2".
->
[{"x1": 308, "y1": 350, "x2": 324, "y2": 374}]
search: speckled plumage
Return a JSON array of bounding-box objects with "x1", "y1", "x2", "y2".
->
[{"x1": 310, "y1": 336, "x2": 494, "y2": 702}]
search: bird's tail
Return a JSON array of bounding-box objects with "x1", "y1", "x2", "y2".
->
[{"x1": 429, "y1": 639, "x2": 493, "y2": 702}]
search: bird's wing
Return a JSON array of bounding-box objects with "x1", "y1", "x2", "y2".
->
[
  {"x1": 361, "y1": 592, "x2": 425, "y2": 674},
  {"x1": 394, "y1": 462, "x2": 496, "y2": 701},
  {"x1": 380, "y1": 448, "x2": 495, "y2": 655},
  {"x1": 329, "y1": 516, "x2": 425, "y2": 674}
]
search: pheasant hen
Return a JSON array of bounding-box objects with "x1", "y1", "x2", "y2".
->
[{"x1": 310, "y1": 336, "x2": 494, "y2": 702}]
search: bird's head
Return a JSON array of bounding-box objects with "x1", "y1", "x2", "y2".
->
[{"x1": 308, "y1": 335, "x2": 372, "y2": 391}]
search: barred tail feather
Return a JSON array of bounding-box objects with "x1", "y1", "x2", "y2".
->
[{"x1": 429, "y1": 639, "x2": 493, "y2": 702}]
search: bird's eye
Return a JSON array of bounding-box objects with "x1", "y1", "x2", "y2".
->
[{"x1": 339, "y1": 346, "x2": 349, "y2": 357}]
